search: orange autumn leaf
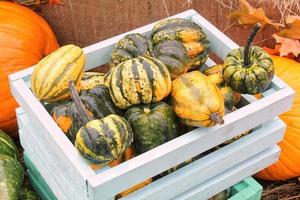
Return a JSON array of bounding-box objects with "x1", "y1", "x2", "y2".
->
[
  {"x1": 273, "y1": 34, "x2": 300, "y2": 57},
  {"x1": 230, "y1": 0, "x2": 282, "y2": 28},
  {"x1": 278, "y1": 15, "x2": 300, "y2": 40}
]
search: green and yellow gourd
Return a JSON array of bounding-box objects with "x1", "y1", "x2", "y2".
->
[
  {"x1": 31, "y1": 44, "x2": 85, "y2": 102},
  {"x1": 171, "y1": 71, "x2": 224, "y2": 127},
  {"x1": 0, "y1": 129, "x2": 18, "y2": 159},
  {"x1": 223, "y1": 24, "x2": 274, "y2": 95},
  {"x1": 80, "y1": 72, "x2": 105, "y2": 90},
  {"x1": 51, "y1": 78, "x2": 122, "y2": 143},
  {"x1": 124, "y1": 102, "x2": 178, "y2": 154},
  {"x1": 151, "y1": 18, "x2": 209, "y2": 79},
  {"x1": 66, "y1": 80, "x2": 133, "y2": 164},
  {"x1": 108, "y1": 56, "x2": 172, "y2": 109},
  {"x1": 203, "y1": 65, "x2": 240, "y2": 109},
  {"x1": 110, "y1": 33, "x2": 153, "y2": 68}
]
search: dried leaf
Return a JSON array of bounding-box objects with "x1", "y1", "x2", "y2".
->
[
  {"x1": 273, "y1": 34, "x2": 300, "y2": 57},
  {"x1": 278, "y1": 15, "x2": 300, "y2": 40},
  {"x1": 229, "y1": 0, "x2": 282, "y2": 28}
]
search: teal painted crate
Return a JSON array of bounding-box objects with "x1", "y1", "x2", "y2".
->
[{"x1": 24, "y1": 152, "x2": 262, "y2": 200}]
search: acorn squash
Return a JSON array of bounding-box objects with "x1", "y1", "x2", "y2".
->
[
  {"x1": 124, "y1": 102, "x2": 178, "y2": 154},
  {"x1": 31, "y1": 44, "x2": 85, "y2": 102},
  {"x1": 223, "y1": 24, "x2": 274, "y2": 95},
  {"x1": 151, "y1": 18, "x2": 209, "y2": 79},
  {"x1": 108, "y1": 56, "x2": 171, "y2": 109},
  {"x1": 171, "y1": 71, "x2": 224, "y2": 127},
  {"x1": 110, "y1": 33, "x2": 153, "y2": 68},
  {"x1": 80, "y1": 72, "x2": 105, "y2": 90},
  {"x1": 0, "y1": 129, "x2": 18, "y2": 159}
]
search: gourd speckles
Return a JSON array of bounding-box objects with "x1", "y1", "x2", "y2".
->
[
  {"x1": 31, "y1": 44, "x2": 85, "y2": 102},
  {"x1": 151, "y1": 18, "x2": 210, "y2": 79},
  {"x1": 108, "y1": 56, "x2": 172, "y2": 109}
]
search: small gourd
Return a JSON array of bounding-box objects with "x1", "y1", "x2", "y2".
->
[{"x1": 223, "y1": 24, "x2": 274, "y2": 94}]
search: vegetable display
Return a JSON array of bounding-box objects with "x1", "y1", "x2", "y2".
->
[
  {"x1": 31, "y1": 45, "x2": 85, "y2": 102},
  {"x1": 0, "y1": 1, "x2": 58, "y2": 136},
  {"x1": 107, "y1": 56, "x2": 171, "y2": 109},
  {"x1": 223, "y1": 24, "x2": 274, "y2": 94},
  {"x1": 124, "y1": 102, "x2": 178, "y2": 154},
  {"x1": 171, "y1": 71, "x2": 225, "y2": 127},
  {"x1": 151, "y1": 18, "x2": 210, "y2": 79},
  {"x1": 110, "y1": 33, "x2": 153, "y2": 68}
]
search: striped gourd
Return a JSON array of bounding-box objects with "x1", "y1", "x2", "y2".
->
[
  {"x1": 0, "y1": 129, "x2": 18, "y2": 159},
  {"x1": 171, "y1": 71, "x2": 224, "y2": 127},
  {"x1": 108, "y1": 56, "x2": 172, "y2": 109},
  {"x1": 80, "y1": 72, "x2": 105, "y2": 90},
  {"x1": 75, "y1": 114, "x2": 133, "y2": 164},
  {"x1": 110, "y1": 33, "x2": 153, "y2": 68},
  {"x1": 151, "y1": 18, "x2": 210, "y2": 79},
  {"x1": 31, "y1": 44, "x2": 85, "y2": 102}
]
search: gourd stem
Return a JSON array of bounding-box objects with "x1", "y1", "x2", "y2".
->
[
  {"x1": 243, "y1": 23, "x2": 261, "y2": 67},
  {"x1": 69, "y1": 80, "x2": 93, "y2": 124},
  {"x1": 210, "y1": 112, "x2": 224, "y2": 125}
]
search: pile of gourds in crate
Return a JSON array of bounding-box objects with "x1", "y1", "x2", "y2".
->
[{"x1": 30, "y1": 18, "x2": 274, "y2": 196}]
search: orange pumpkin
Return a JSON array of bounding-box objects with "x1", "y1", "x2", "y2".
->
[
  {"x1": 256, "y1": 56, "x2": 300, "y2": 180},
  {"x1": 0, "y1": 2, "x2": 59, "y2": 137}
]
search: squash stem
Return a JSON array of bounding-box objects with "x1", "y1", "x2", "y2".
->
[
  {"x1": 69, "y1": 80, "x2": 93, "y2": 124},
  {"x1": 243, "y1": 23, "x2": 261, "y2": 67},
  {"x1": 210, "y1": 112, "x2": 224, "y2": 125}
]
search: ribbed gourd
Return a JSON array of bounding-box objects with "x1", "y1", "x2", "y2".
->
[
  {"x1": 75, "y1": 114, "x2": 133, "y2": 164},
  {"x1": 171, "y1": 71, "x2": 224, "y2": 127},
  {"x1": 124, "y1": 102, "x2": 178, "y2": 154},
  {"x1": 80, "y1": 72, "x2": 105, "y2": 90},
  {"x1": 110, "y1": 33, "x2": 153, "y2": 68},
  {"x1": 151, "y1": 18, "x2": 210, "y2": 79},
  {"x1": 223, "y1": 24, "x2": 274, "y2": 95},
  {"x1": 52, "y1": 80, "x2": 122, "y2": 143},
  {"x1": 108, "y1": 56, "x2": 172, "y2": 109},
  {"x1": 31, "y1": 44, "x2": 85, "y2": 102}
]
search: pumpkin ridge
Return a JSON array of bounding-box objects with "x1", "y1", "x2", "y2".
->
[
  {"x1": 99, "y1": 120, "x2": 119, "y2": 157},
  {"x1": 131, "y1": 59, "x2": 143, "y2": 103},
  {"x1": 113, "y1": 63, "x2": 131, "y2": 107},
  {"x1": 279, "y1": 149, "x2": 299, "y2": 175},
  {"x1": 139, "y1": 57, "x2": 155, "y2": 101}
]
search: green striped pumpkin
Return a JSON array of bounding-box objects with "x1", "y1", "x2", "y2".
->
[
  {"x1": 151, "y1": 18, "x2": 210, "y2": 79},
  {"x1": 110, "y1": 33, "x2": 153, "y2": 68},
  {"x1": 80, "y1": 72, "x2": 105, "y2": 90},
  {"x1": 124, "y1": 102, "x2": 178, "y2": 154},
  {"x1": 0, "y1": 129, "x2": 18, "y2": 160},
  {"x1": 75, "y1": 114, "x2": 133, "y2": 164},
  {"x1": 31, "y1": 44, "x2": 85, "y2": 102},
  {"x1": 108, "y1": 56, "x2": 172, "y2": 109}
]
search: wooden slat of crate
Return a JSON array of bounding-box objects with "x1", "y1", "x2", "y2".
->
[
  {"x1": 89, "y1": 118, "x2": 285, "y2": 199},
  {"x1": 173, "y1": 146, "x2": 280, "y2": 200}
]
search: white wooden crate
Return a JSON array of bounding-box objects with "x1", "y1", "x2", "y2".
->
[{"x1": 10, "y1": 10, "x2": 295, "y2": 200}]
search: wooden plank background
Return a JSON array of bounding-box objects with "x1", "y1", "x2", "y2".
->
[{"x1": 38, "y1": 0, "x2": 299, "y2": 48}]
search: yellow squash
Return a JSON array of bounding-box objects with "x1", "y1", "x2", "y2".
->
[
  {"x1": 31, "y1": 44, "x2": 85, "y2": 102},
  {"x1": 171, "y1": 71, "x2": 224, "y2": 127}
]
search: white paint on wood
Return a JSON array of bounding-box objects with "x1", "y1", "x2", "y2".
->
[
  {"x1": 121, "y1": 119, "x2": 284, "y2": 200},
  {"x1": 173, "y1": 146, "x2": 280, "y2": 200}
]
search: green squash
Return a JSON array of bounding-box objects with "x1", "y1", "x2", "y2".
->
[
  {"x1": 223, "y1": 24, "x2": 274, "y2": 94},
  {"x1": 0, "y1": 129, "x2": 18, "y2": 160},
  {"x1": 108, "y1": 56, "x2": 172, "y2": 109},
  {"x1": 151, "y1": 18, "x2": 210, "y2": 79},
  {"x1": 110, "y1": 33, "x2": 153, "y2": 68},
  {"x1": 124, "y1": 102, "x2": 178, "y2": 154},
  {"x1": 51, "y1": 85, "x2": 122, "y2": 143},
  {"x1": 75, "y1": 114, "x2": 133, "y2": 164},
  {"x1": 0, "y1": 155, "x2": 24, "y2": 200}
]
